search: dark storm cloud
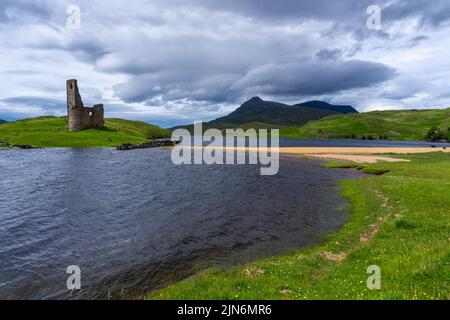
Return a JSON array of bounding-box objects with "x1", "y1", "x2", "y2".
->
[
  {"x1": 233, "y1": 59, "x2": 396, "y2": 97},
  {"x1": 113, "y1": 57, "x2": 396, "y2": 104}
]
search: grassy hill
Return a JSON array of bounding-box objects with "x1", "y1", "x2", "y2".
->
[
  {"x1": 0, "y1": 116, "x2": 170, "y2": 147},
  {"x1": 281, "y1": 108, "x2": 450, "y2": 141}
]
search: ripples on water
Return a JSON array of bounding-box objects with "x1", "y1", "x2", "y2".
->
[{"x1": 0, "y1": 146, "x2": 365, "y2": 299}]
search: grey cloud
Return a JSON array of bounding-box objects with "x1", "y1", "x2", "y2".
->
[
  {"x1": 114, "y1": 72, "x2": 240, "y2": 105},
  {"x1": 62, "y1": 37, "x2": 111, "y2": 63},
  {"x1": 1, "y1": 96, "x2": 65, "y2": 113},
  {"x1": 351, "y1": 26, "x2": 391, "y2": 42},
  {"x1": 196, "y1": 0, "x2": 450, "y2": 30},
  {"x1": 409, "y1": 35, "x2": 429, "y2": 47},
  {"x1": 0, "y1": 96, "x2": 66, "y2": 120},
  {"x1": 316, "y1": 49, "x2": 343, "y2": 61},
  {"x1": 383, "y1": 0, "x2": 450, "y2": 27},
  {"x1": 113, "y1": 58, "x2": 396, "y2": 105},
  {"x1": 190, "y1": 0, "x2": 377, "y2": 22},
  {"x1": 23, "y1": 30, "x2": 110, "y2": 63},
  {"x1": 233, "y1": 59, "x2": 396, "y2": 97},
  {"x1": 0, "y1": 0, "x2": 53, "y2": 23}
]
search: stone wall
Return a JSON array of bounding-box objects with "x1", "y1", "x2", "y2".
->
[{"x1": 67, "y1": 79, "x2": 104, "y2": 132}]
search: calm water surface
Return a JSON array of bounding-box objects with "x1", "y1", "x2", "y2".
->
[{"x1": 0, "y1": 142, "x2": 374, "y2": 299}]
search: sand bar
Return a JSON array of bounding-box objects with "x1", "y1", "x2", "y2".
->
[
  {"x1": 304, "y1": 154, "x2": 410, "y2": 163},
  {"x1": 195, "y1": 146, "x2": 449, "y2": 163}
]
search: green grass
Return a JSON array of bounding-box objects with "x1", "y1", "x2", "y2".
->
[
  {"x1": 145, "y1": 152, "x2": 450, "y2": 300},
  {"x1": 323, "y1": 162, "x2": 361, "y2": 169},
  {"x1": 280, "y1": 108, "x2": 450, "y2": 140},
  {"x1": 0, "y1": 116, "x2": 170, "y2": 147}
]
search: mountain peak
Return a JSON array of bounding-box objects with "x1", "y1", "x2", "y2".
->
[{"x1": 247, "y1": 96, "x2": 263, "y2": 103}]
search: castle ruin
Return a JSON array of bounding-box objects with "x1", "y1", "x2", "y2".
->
[{"x1": 67, "y1": 79, "x2": 104, "y2": 132}]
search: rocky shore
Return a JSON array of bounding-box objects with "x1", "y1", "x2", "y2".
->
[
  {"x1": 0, "y1": 141, "x2": 40, "y2": 149},
  {"x1": 117, "y1": 139, "x2": 179, "y2": 150}
]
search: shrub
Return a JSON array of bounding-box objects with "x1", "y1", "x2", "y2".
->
[
  {"x1": 395, "y1": 219, "x2": 416, "y2": 230},
  {"x1": 425, "y1": 126, "x2": 446, "y2": 142},
  {"x1": 362, "y1": 168, "x2": 390, "y2": 175}
]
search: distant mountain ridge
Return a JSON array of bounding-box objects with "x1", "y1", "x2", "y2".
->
[
  {"x1": 0, "y1": 119, "x2": 8, "y2": 124},
  {"x1": 293, "y1": 100, "x2": 357, "y2": 114},
  {"x1": 172, "y1": 97, "x2": 357, "y2": 131}
]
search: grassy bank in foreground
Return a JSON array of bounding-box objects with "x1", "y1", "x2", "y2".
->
[
  {"x1": 280, "y1": 108, "x2": 450, "y2": 140},
  {"x1": 147, "y1": 152, "x2": 450, "y2": 299},
  {"x1": 0, "y1": 116, "x2": 170, "y2": 147}
]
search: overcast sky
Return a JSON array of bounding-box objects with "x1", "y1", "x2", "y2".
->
[{"x1": 0, "y1": 0, "x2": 449, "y2": 127}]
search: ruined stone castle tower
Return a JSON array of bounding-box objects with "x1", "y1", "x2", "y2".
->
[{"x1": 67, "y1": 79, "x2": 104, "y2": 132}]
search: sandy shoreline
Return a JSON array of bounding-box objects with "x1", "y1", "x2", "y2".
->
[
  {"x1": 278, "y1": 147, "x2": 448, "y2": 163},
  {"x1": 197, "y1": 146, "x2": 449, "y2": 163},
  {"x1": 303, "y1": 154, "x2": 411, "y2": 163},
  {"x1": 202, "y1": 146, "x2": 449, "y2": 154}
]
